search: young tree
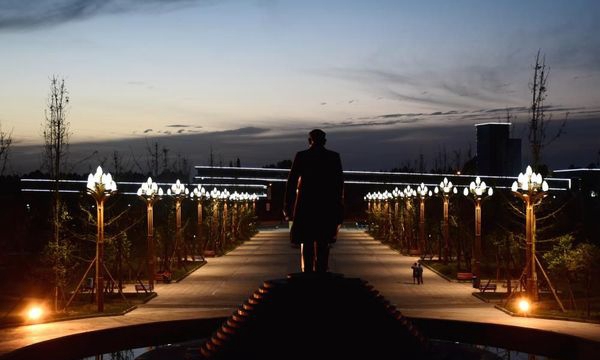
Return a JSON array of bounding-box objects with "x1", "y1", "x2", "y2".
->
[
  {"x1": 571, "y1": 243, "x2": 600, "y2": 317},
  {"x1": 544, "y1": 235, "x2": 578, "y2": 309},
  {"x1": 0, "y1": 123, "x2": 12, "y2": 176},
  {"x1": 42, "y1": 76, "x2": 71, "y2": 311},
  {"x1": 528, "y1": 50, "x2": 567, "y2": 170}
]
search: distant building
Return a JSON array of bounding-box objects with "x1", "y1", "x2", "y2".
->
[
  {"x1": 475, "y1": 123, "x2": 521, "y2": 176},
  {"x1": 553, "y1": 168, "x2": 600, "y2": 242}
]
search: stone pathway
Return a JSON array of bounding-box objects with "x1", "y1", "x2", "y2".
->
[{"x1": 0, "y1": 229, "x2": 599, "y2": 357}]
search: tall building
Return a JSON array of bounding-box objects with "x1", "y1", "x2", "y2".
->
[{"x1": 475, "y1": 123, "x2": 521, "y2": 176}]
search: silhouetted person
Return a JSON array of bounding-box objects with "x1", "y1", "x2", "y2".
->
[
  {"x1": 411, "y1": 262, "x2": 418, "y2": 284},
  {"x1": 417, "y1": 263, "x2": 424, "y2": 284},
  {"x1": 284, "y1": 129, "x2": 344, "y2": 273}
]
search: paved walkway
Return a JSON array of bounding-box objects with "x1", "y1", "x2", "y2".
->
[{"x1": 1, "y1": 229, "x2": 599, "y2": 356}]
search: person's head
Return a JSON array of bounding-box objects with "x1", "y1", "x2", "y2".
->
[{"x1": 308, "y1": 129, "x2": 326, "y2": 147}]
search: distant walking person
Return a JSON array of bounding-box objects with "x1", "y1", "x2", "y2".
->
[
  {"x1": 417, "y1": 263, "x2": 424, "y2": 284},
  {"x1": 411, "y1": 262, "x2": 418, "y2": 284},
  {"x1": 284, "y1": 129, "x2": 344, "y2": 273}
]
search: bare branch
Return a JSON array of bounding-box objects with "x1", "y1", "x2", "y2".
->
[{"x1": 0, "y1": 123, "x2": 13, "y2": 176}]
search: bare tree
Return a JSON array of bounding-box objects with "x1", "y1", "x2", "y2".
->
[
  {"x1": 42, "y1": 75, "x2": 71, "y2": 311},
  {"x1": 0, "y1": 123, "x2": 12, "y2": 176},
  {"x1": 528, "y1": 50, "x2": 568, "y2": 169}
]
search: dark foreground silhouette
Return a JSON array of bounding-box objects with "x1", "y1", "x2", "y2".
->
[{"x1": 199, "y1": 273, "x2": 491, "y2": 360}]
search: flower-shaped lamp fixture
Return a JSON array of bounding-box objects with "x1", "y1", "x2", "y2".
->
[
  {"x1": 190, "y1": 184, "x2": 208, "y2": 200},
  {"x1": 86, "y1": 166, "x2": 117, "y2": 200},
  {"x1": 463, "y1": 176, "x2": 494, "y2": 199},
  {"x1": 435, "y1": 177, "x2": 458, "y2": 196},
  {"x1": 167, "y1": 179, "x2": 189, "y2": 198},
  {"x1": 511, "y1": 165, "x2": 549, "y2": 194},
  {"x1": 137, "y1": 177, "x2": 163, "y2": 200},
  {"x1": 416, "y1": 183, "x2": 432, "y2": 198}
]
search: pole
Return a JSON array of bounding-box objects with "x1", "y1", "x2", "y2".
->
[
  {"x1": 197, "y1": 200, "x2": 203, "y2": 256},
  {"x1": 443, "y1": 196, "x2": 449, "y2": 264},
  {"x1": 231, "y1": 202, "x2": 237, "y2": 242},
  {"x1": 394, "y1": 201, "x2": 399, "y2": 245},
  {"x1": 419, "y1": 198, "x2": 425, "y2": 254},
  {"x1": 526, "y1": 196, "x2": 539, "y2": 301},
  {"x1": 147, "y1": 202, "x2": 155, "y2": 289},
  {"x1": 96, "y1": 198, "x2": 105, "y2": 312},
  {"x1": 473, "y1": 199, "x2": 482, "y2": 280},
  {"x1": 221, "y1": 201, "x2": 228, "y2": 252},
  {"x1": 176, "y1": 198, "x2": 182, "y2": 266}
]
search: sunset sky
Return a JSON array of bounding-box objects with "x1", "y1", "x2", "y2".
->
[{"x1": 1, "y1": 0, "x2": 599, "y2": 173}]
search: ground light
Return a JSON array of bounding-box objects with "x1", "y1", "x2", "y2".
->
[
  {"x1": 26, "y1": 305, "x2": 44, "y2": 322},
  {"x1": 518, "y1": 298, "x2": 531, "y2": 315}
]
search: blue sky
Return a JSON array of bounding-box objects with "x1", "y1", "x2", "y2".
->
[{"x1": 1, "y1": 0, "x2": 599, "y2": 172}]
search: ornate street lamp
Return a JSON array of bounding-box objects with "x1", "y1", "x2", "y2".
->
[
  {"x1": 229, "y1": 191, "x2": 242, "y2": 241},
  {"x1": 219, "y1": 189, "x2": 231, "y2": 251},
  {"x1": 435, "y1": 178, "x2": 458, "y2": 263},
  {"x1": 381, "y1": 190, "x2": 393, "y2": 241},
  {"x1": 190, "y1": 184, "x2": 208, "y2": 257},
  {"x1": 208, "y1": 188, "x2": 221, "y2": 254},
  {"x1": 392, "y1": 187, "x2": 403, "y2": 244},
  {"x1": 511, "y1": 165, "x2": 548, "y2": 301},
  {"x1": 463, "y1": 176, "x2": 493, "y2": 282},
  {"x1": 137, "y1": 177, "x2": 163, "y2": 290},
  {"x1": 364, "y1": 192, "x2": 374, "y2": 212},
  {"x1": 416, "y1": 183, "x2": 432, "y2": 255},
  {"x1": 167, "y1": 180, "x2": 189, "y2": 267},
  {"x1": 86, "y1": 166, "x2": 117, "y2": 312},
  {"x1": 403, "y1": 186, "x2": 417, "y2": 252}
]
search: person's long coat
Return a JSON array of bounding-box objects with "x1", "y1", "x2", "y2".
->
[{"x1": 284, "y1": 145, "x2": 344, "y2": 244}]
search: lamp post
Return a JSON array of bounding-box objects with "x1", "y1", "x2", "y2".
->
[
  {"x1": 392, "y1": 187, "x2": 402, "y2": 245},
  {"x1": 209, "y1": 188, "x2": 221, "y2": 254},
  {"x1": 191, "y1": 184, "x2": 207, "y2": 257},
  {"x1": 229, "y1": 191, "x2": 238, "y2": 242},
  {"x1": 219, "y1": 189, "x2": 231, "y2": 251},
  {"x1": 463, "y1": 176, "x2": 493, "y2": 282},
  {"x1": 167, "y1": 180, "x2": 189, "y2": 267},
  {"x1": 86, "y1": 166, "x2": 117, "y2": 312},
  {"x1": 435, "y1": 178, "x2": 458, "y2": 264},
  {"x1": 137, "y1": 177, "x2": 163, "y2": 289},
  {"x1": 511, "y1": 165, "x2": 548, "y2": 301},
  {"x1": 381, "y1": 190, "x2": 392, "y2": 241},
  {"x1": 403, "y1": 186, "x2": 417, "y2": 252},
  {"x1": 416, "y1": 183, "x2": 432, "y2": 255},
  {"x1": 364, "y1": 192, "x2": 373, "y2": 231}
]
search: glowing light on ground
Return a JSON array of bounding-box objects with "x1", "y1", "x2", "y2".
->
[
  {"x1": 518, "y1": 299, "x2": 530, "y2": 313},
  {"x1": 26, "y1": 306, "x2": 44, "y2": 322}
]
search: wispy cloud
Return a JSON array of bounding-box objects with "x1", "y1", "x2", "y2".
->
[
  {"x1": 386, "y1": 89, "x2": 472, "y2": 109},
  {"x1": 319, "y1": 67, "x2": 417, "y2": 87},
  {"x1": 0, "y1": 0, "x2": 215, "y2": 30},
  {"x1": 321, "y1": 117, "x2": 421, "y2": 129}
]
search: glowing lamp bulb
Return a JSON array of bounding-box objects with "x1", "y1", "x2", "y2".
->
[
  {"x1": 27, "y1": 306, "x2": 43, "y2": 321},
  {"x1": 518, "y1": 299, "x2": 530, "y2": 313}
]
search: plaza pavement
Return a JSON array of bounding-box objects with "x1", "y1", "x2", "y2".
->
[{"x1": 1, "y1": 228, "x2": 600, "y2": 356}]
